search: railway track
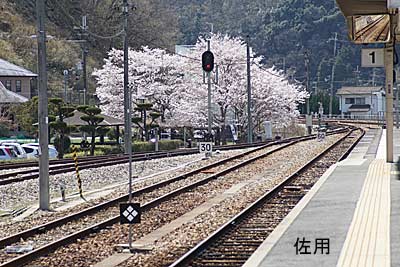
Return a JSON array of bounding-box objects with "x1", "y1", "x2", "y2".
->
[
  {"x1": 0, "y1": 141, "x2": 277, "y2": 172},
  {"x1": 168, "y1": 129, "x2": 363, "y2": 267},
  {"x1": 0, "y1": 141, "x2": 296, "y2": 186},
  {"x1": 354, "y1": 15, "x2": 389, "y2": 43},
  {"x1": 0, "y1": 129, "x2": 349, "y2": 267}
]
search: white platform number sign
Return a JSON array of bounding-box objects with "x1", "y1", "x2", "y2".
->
[
  {"x1": 361, "y1": 48, "x2": 384, "y2": 68},
  {"x1": 199, "y1": 142, "x2": 213, "y2": 153}
]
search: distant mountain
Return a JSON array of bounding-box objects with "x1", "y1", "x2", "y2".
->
[{"x1": 0, "y1": 0, "x2": 379, "y2": 107}]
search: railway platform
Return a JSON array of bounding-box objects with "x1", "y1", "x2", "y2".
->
[{"x1": 243, "y1": 127, "x2": 400, "y2": 267}]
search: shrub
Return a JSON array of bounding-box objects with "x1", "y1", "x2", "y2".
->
[
  {"x1": 0, "y1": 123, "x2": 10, "y2": 138},
  {"x1": 54, "y1": 135, "x2": 71, "y2": 154},
  {"x1": 133, "y1": 140, "x2": 183, "y2": 153},
  {"x1": 98, "y1": 146, "x2": 124, "y2": 155}
]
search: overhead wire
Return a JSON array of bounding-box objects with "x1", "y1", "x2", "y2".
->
[{"x1": 87, "y1": 29, "x2": 124, "y2": 40}]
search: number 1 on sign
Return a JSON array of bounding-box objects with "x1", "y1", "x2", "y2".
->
[{"x1": 369, "y1": 51, "x2": 375, "y2": 64}]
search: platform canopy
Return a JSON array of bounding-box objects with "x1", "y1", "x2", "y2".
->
[{"x1": 336, "y1": 0, "x2": 388, "y2": 16}]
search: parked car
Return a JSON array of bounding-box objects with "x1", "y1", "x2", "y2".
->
[
  {"x1": 24, "y1": 143, "x2": 57, "y2": 150},
  {"x1": 0, "y1": 146, "x2": 17, "y2": 160},
  {"x1": 193, "y1": 130, "x2": 205, "y2": 140},
  {"x1": 21, "y1": 144, "x2": 59, "y2": 159},
  {"x1": 0, "y1": 142, "x2": 27, "y2": 159},
  {"x1": 160, "y1": 133, "x2": 171, "y2": 140}
]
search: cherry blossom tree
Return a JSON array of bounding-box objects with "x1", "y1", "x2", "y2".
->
[
  {"x1": 94, "y1": 33, "x2": 307, "y2": 143},
  {"x1": 94, "y1": 47, "x2": 187, "y2": 124},
  {"x1": 180, "y1": 33, "x2": 307, "y2": 142}
]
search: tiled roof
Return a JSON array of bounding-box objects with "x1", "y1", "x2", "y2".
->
[
  {"x1": 0, "y1": 59, "x2": 37, "y2": 77},
  {"x1": 64, "y1": 110, "x2": 124, "y2": 126},
  {"x1": 0, "y1": 81, "x2": 28, "y2": 103},
  {"x1": 336, "y1": 86, "x2": 383, "y2": 95}
]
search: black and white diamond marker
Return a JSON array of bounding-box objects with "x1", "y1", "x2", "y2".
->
[{"x1": 120, "y1": 203, "x2": 141, "y2": 224}]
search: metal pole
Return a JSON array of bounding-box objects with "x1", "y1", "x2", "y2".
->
[
  {"x1": 155, "y1": 128, "x2": 159, "y2": 152},
  {"x1": 305, "y1": 51, "x2": 312, "y2": 135},
  {"x1": 82, "y1": 48, "x2": 87, "y2": 105},
  {"x1": 123, "y1": 0, "x2": 130, "y2": 154},
  {"x1": 63, "y1": 70, "x2": 68, "y2": 102},
  {"x1": 372, "y1": 68, "x2": 376, "y2": 86},
  {"x1": 246, "y1": 35, "x2": 253, "y2": 143},
  {"x1": 385, "y1": 43, "x2": 394, "y2": 163},
  {"x1": 396, "y1": 67, "x2": 399, "y2": 129},
  {"x1": 207, "y1": 40, "x2": 212, "y2": 136},
  {"x1": 329, "y1": 32, "x2": 338, "y2": 118},
  {"x1": 36, "y1": 0, "x2": 50, "y2": 210},
  {"x1": 127, "y1": 74, "x2": 133, "y2": 251},
  {"x1": 78, "y1": 15, "x2": 88, "y2": 106},
  {"x1": 122, "y1": 0, "x2": 133, "y2": 251},
  {"x1": 183, "y1": 126, "x2": 186, "y2": 148}
]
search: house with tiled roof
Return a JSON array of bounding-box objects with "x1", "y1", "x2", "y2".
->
[
  {"x1": 336, "y1": 86, "x2": 386, "y2": 118},
  {"x1": 0, "y1": 59, "x2": 37, "y2": 99},
  {"x1": 0, "y1": 81, "x2": 28, "y2": 104}
]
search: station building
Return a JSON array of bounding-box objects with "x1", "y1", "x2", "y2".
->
[
  {"x1": 337, "y1": 86, "x2": 386, "y2": 119},
  {"x1": 0, "y1": 59, "x2": 37, "y2": 99}
]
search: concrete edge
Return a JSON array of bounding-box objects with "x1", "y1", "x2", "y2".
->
[{"x1": 242, "y1": 162, "x2": 339, "y2": 267}]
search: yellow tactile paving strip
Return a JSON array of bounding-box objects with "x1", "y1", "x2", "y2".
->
[{"x1": 337, "y1": 159, "x2": 391, "y2": 267}]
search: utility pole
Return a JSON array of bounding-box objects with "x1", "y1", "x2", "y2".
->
[
  {"x1": 316, "y1": 65, "x2": 321, "y2": 96},
  {"x1": 329, "y1": 32, "x2": 338, "y2": 118},
  {"x1": 82, "y1": 16, "x2": 88, "y2": 105},
  {"x1": 82, "y1": 44, "x2": 88, "y2": 105},
  {"x1": 304, "y1": 51, "x2": 312, "y2": 135},
  {"x1": 246, "y1": 35, "x2": 253, "y2": 143},
  {"x1": 75, "y1": 15, "x2": 89, "y2": 106},
  {"x1": 372, "y1": 68, "x2": 376, "y2": 86},
  {"x1": 207, "y1": 40, "x2": 212, "y2": 136},
  {"x1": 36, "y1": 0, "x2": 50, "y2": 210},
  {"x1": 63, "y1": 70, "x2": 68, "y2": 102},
  {"x1": 396, "y1": 67, "x2": 399, "y2": 129},
  {"x1": 122, "y1": 0, "x2": 134, "y2": 251},
  {"x1": 354, "y1": 66, "x2": 361, "y2": 86}
]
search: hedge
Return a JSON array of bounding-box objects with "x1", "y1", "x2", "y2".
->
[
  {"x1": 96, "y1": 140, "x2": 183, "y2": 154},
  {"x1": 132, "y1": 140, "x2": 183, "y2": 152}
]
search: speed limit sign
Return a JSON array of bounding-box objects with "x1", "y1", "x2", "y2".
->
[{"x1": 199, "y1": 142, "x2": 213, "y2": 153}]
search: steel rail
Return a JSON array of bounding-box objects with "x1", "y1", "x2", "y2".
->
[
  {"x1": 0, "y1": 141, "x2": 281, "y2": 171},
  {"x1": 0, "y1": 129, "x2": 347, "y2": 186},
  {"x1": 0, "y1": 127, "x2": 347, "y2": 172},
  {"x1": 168, "y1": 128, "x2": 364, "y2": 267},
  {"x1": 0, "y1": 140, "x2": 286, "y2": 173},
  {"x1": 0, "y1": 143, "x2": 271, "y2": 185},
  {"x1": 0, "y1": 129, "x2": 349, "y2": 267}
]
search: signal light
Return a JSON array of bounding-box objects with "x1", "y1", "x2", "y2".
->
[{"x1": 202, "y1": 51, "x2": 214, "y2": 72}]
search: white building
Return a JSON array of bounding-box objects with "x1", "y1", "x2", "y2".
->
[{"x1": 336, "y1": 86, "x2": 385, "y2": 119}]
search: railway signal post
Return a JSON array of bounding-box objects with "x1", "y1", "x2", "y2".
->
[{"x1": 202, "y1": 42, "x2": 214, "y2": 138}]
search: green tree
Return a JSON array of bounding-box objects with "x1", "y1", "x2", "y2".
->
[
  {"x1": 48, "y1": 98, "x2": 75, "y2": 159},
  {"x1": 77, "y1": 105, "x2": 105, "y2": 156},
  {"x1": 132, "y1": 102, "x2": 161, "y2": 141},
  {"x1": 11, "y1": 96, "x2": 39, "y2": 137}
]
